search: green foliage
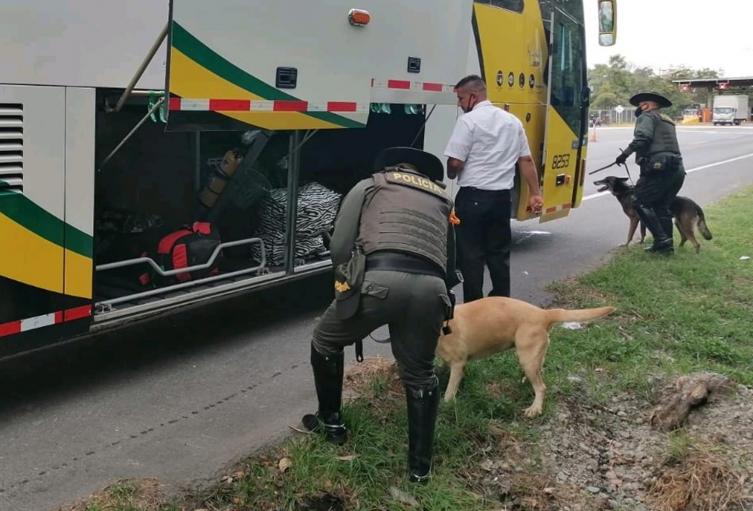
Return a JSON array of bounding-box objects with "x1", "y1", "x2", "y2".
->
[{"x1": 588, "y1": 55, "x2": 722, "y2": 117}]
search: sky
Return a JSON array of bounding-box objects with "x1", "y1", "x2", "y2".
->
[{"x1": 583, "y1": 0, "x2": 753, "y2": 77}]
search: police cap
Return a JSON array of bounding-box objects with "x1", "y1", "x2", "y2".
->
[{"x1": 374, "y1": 147, "x2": 444, "y2": 182}]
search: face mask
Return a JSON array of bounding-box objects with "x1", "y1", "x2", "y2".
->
[
  {"x1": 634, "y1": 107, "x2": 643, "y2": 118},
  {"x1": 461, "y1": 94, "x2": 476, "y2": 113}
]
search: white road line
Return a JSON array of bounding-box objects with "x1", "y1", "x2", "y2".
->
[{"x1": 583, "y1": 151, "x2": 753, "y2": 202}]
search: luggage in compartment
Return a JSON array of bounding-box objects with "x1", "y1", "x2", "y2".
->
[
  {"x1": 153, "y1": 222, "x2": 222, "y2": 284},
  {"x1": 252, "y1": 182, "x2": 341, "y2": 266}
]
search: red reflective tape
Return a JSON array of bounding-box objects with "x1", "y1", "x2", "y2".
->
[
  {"x1": 64, "y1": 305, "x2": 92, "y2": 322},
  {"x1": 545, "y1": 206, "x2": 557, "y2": 214},
  {"x1": 422, "y1": 83, "x2": 443, "y2": 92},
  {"x1": 562, "y1": 203, "x2": 571, "y2": 210},
  {"x1": 327, "y1": 102, "x2": 357, "y2": 112},
  {"x1": 54, "y1": 311, "x2": 64, "y2": 324},
  {"x1": 168, "y1": 97, "x2": 182, "y2": 111},
  {"x1": 209, "y1": 99, "x2": 250, "y2": 111},
  {"x1": 387, "y1": 80, "x2": 411, "y2": 90},
  {"x1": 0, "y1": 320, "x2": 22, "y2": 337},
  {"x1": 273, "y1": 100, "x2": 308, "y2": 112}
]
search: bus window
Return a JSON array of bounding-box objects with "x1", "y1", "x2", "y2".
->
[
  {"x1": 475, "y1": 0, "x2": 524, "y2": 13},
  {"x1": 550, "y1": 18, "x2": 585, "y2": 135}
]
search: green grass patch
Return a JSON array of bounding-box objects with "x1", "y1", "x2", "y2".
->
[{"x1": 72, "y1": 188, "x2": 753, "y2": 510}]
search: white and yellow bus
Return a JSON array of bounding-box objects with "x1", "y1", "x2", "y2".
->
[{"x1": 0, "y1": 0, "x2": 615, "y2": 358}]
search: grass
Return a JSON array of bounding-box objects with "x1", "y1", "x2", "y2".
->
[{"x1": 64, "y1": 188, "x2": 753, "y2": 511}]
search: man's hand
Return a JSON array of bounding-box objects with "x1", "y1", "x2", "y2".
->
[
  {"x1": 446, "y1": 157, "x2": 464, "y2": 179},
  {"x1": 615, "y1": 152, "x2": 628, "y2": 165},
  {"x1": 527, "y1": 193, "x2": 544, "y2": 214}
]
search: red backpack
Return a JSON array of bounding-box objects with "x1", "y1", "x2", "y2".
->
[{"x1": 154, "y1": 222, "x2": 221, "y2": 283}]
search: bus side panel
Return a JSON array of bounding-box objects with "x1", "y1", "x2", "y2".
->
[
  {"x1": 0, "y1": 0, "x2": 167, "y2": 89},
  {"x1": 0, "y1": 85, "x2": 90, "y2": 351},
  {"x1": 63, "y1": 87, "x2": 95, "y2": 324}
]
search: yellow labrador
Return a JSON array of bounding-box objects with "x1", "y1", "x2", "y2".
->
[{"x1": 437, "y1": 297, "x2": 615, "y2": 417}]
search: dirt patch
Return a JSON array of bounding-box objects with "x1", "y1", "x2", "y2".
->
[
  {"x1": 473, "y1": 376, "x2": 753, "y2": 510},
  {"x1": 62, "y1": 478, "x2": 164, "y2": 511},
  {"x1": 344, "y1": 356, "x2": 402, "y2": 400}
]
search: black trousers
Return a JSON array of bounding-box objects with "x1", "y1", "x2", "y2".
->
[
  {"x1": 454, "y1": 187, "x2": 512, "y2": 302},
  {"x1": 313, "y1": 270, "x2": 447, "y2": 389},
  {"x1": 635, "y1": 170, "x2": 686, "y2": 239}
]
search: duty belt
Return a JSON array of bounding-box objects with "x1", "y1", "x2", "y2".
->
[{"x1": 366, "y1": 252, "x2": 444, "y2": 279}]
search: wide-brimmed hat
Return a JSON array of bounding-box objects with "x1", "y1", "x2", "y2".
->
[
  {"x1": 374, "y1": 147, "x2": 444, "y2": 182},
  {"x1": 629, "y1": 92, "x2": 672, "y2": 108}
]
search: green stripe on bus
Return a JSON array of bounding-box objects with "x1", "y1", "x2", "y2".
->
[
  {"x1": 0, "y1": 190, "x2": 93, "y2": 258},
  {"x1": 171, "y1": 22, "x2": 365, "y2": 129}
]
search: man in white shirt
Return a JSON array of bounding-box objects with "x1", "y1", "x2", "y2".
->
[{"x1": 444, "y1": 75, "x2": 543, "y2": 302}]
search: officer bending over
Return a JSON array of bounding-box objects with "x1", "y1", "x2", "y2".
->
[
  {"x1": 615, "y1": 91, "x2": 686, "y2": 254},
  {"x1": 302, "y1": 147, "x2": 460, "y2": 483}
]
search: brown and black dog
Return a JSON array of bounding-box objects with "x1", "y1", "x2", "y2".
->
[
  {"x1": 436, "y1": 297, "x2": 615, "y2": 417},
  {"x1": 593, "y1": 176, "x2": 713, "y2": 252}
]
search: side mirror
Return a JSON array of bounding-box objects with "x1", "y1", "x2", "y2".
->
[{"x1": 598, "y1": 0, "x2": 617, "y2": 46}]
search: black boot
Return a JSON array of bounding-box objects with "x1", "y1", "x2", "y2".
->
[
  {"x1": 636, "y1": 205, "x2": 672, "y2": 254},
  {"x1": 302, "y1": 345, "x2": 347, "y2": 445},
  {"x1": 405, "y1": 379, "x2": 440, "y2": 483}
]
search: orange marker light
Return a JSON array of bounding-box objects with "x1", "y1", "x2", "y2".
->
[{"x1": 348, "y1": 9, "x2": 371, "y2": 26}]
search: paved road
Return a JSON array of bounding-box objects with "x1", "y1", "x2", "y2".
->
[{"x1": 2, "y1": 125, "x2": 753, "y2": 511}]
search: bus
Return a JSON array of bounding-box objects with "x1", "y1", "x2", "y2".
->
[{"x1": 0, "y1": 0, "x2": 616, "y2": 359}]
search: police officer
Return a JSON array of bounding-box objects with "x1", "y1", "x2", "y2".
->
[
  {"x1": 301, "y1": 147, "x2": 459, "y2": 483},
  {"x1": 615, "y1": 92, "x2": 686, "y2": 254}
]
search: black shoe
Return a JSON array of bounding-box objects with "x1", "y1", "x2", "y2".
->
[
  {"x1": 645, "y1": 238, "x2": 674, "y2": 254},
  {"x1": 301, "y1": 412, "x2": 348, "y2": 445}
]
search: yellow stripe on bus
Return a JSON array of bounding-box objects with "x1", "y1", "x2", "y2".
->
[
  {"x1": 0, "y1": 213, "x2": 92, "y2": 299},
  {"x1": 169, "y1": 48, "x2": 341, "y2": 130},
  {"x1": 0, "y1": 213, "x2": 64, "y2": 293},
  {"x1": 65, "y1": 250, "x2": 93, "y2": 299}
]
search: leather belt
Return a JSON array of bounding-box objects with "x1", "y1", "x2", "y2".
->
[{"x1": 366, "y1": 252, "x2": 444, "y2": 279}]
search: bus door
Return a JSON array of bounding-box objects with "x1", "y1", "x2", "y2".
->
[{"x1": 539, "y1": 8, "x2": 587, "y2": 222}]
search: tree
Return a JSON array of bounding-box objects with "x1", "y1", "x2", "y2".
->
[{"x1": 588, "y1": 56, "x2": 723, "y2": 120}]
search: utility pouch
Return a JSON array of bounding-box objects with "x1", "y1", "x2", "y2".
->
[
  {"x1": 647, "y1": 154, "x2": 674, "y2": 172},
  {"x1": 334, "y1": 245, "x2": 366, "y2": 319}
]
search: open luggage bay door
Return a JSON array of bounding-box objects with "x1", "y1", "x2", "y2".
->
[
  {"x1": 539, "y1": 7, "x2": 588, "y2": 222},
  {"x1": 166, "y1": 0, "x2": 472, "y2": 132}
]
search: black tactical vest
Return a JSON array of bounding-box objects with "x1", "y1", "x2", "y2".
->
[
  {"x1": 358, "y1": 168, "x2": 452, "y2": 271},
  {"x1": 646, "y1": 111, "x2": 681, "y2": 156}
]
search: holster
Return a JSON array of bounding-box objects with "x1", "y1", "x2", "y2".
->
[
  {"x1": 333, "y1": 245, "x2": 366, "y2": 319},
  {"x1": 442, "y1": 290, "x2": 456, "y2": 335}
]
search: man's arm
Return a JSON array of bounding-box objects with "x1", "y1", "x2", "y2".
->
[
  {"x1": 446, "y1": 157, "x2": 465, "y2": 179},
  {"x1": 444, "y1": 118, "x2": 472, "y2": 180},
  {"x1": 518, "y1": 155, "x2": 544, "y2": 213},
  {"x1": 330, "y1": 178, "x2": 372, "y2": 265}
]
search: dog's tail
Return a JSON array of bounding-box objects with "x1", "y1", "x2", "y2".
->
[
  {"x1": 695, "y1": 204, "x2": 713, "y2": 240},
  {"x1": 545, "y1": 306, "x2": 616, "y2": 328}
]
